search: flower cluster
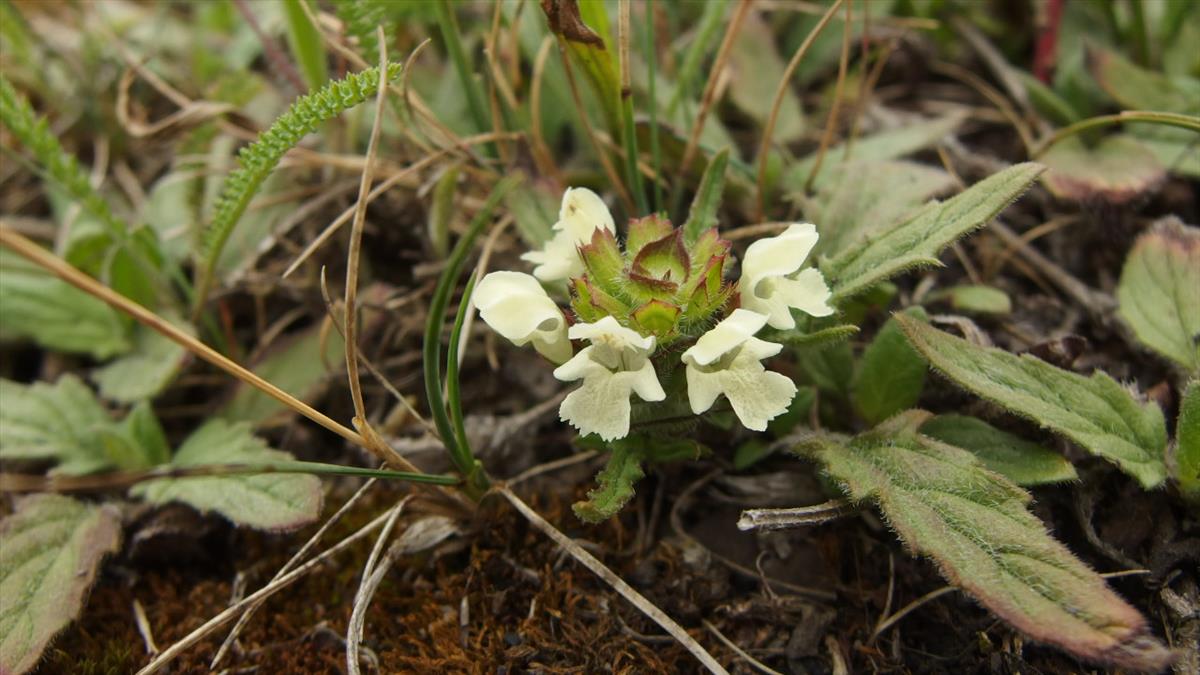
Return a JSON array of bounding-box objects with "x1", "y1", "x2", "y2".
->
[{"x1": 475, "y1": 187, "x2": 834, "y2": 442}]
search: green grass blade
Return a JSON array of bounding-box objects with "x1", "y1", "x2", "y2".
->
[
  {"x1": 282, "y1": 0, "x2": 329, "y2": 89},
  {"x1": 433, "y1": 0, "x2": 491, "y2": 142},
  {"x1": 446, "y1": 270, "x2": 478, "y2": 461}
]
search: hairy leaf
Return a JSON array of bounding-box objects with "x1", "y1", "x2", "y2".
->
[
  {"x1": 795, "y1": 412, "x2": 1170, "y2": 671},
  {"x1": 897, "y1": 316, "x2": 1168, "y2": 488},
  {"x1": 1042, "y1": 135, "x2": 1165, "y2": 204},
  {"x1": 573, "y1": 440, "x2": 645, "y2": 523},
  {"x1": 1117, "y1": 218, "x2": 1200, "y2": 372},
  {"x1": 1177, "y1": 380, "x2": 1200, "y2": 503},
  {"x1": 853, "y1": 308, "x2": 929, "y2": 425},
  {"x1": 1088, "y1": 45, "x2": 1200, "y2": 115},
  {"x1": 92, "y1": 317, "x2": 192, "y2": 403},
  {"x1": 729, "y1": 12, "x2": 804, "y2": 141},
  {"x1": 130, "y1": 419, "x2": 322, "y2": 530},
  {"x1": 824, "y1": 163, "x2": 1044, "y2": 302},
  {"x1": 218, "y1": 324, "x2": 345, "y2": 426},
  {"x1": 0, "y1": 375, "x2": 113, "y2": 476},
  {"x1": 0, "y1": 248, "x2": 131, "y2": 360},
  {"x1": 0, "y1": 495, "x2": 121, "y2": 675},
  {"x1": 920, "y1": 414, "x2": 1077, "y2": 486}
]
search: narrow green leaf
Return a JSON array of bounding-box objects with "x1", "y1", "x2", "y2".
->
[
  {"x1": 803, "y1": 159, "x2": 956, "y2": 260},
  {"x1": 281, "y1": 0, "x2": 328, "y2": 89},
  {"x1": 794, "y1": 411, "x2": 1170, "y2": 671},
  {"x1": 1041, "y1": 135, "x2": 1165, "y2": 204},
  {"x1": 928, "y1": 284, "x2": 1013, "y2": 316},
  {"x1": 573, "y1": 440, "x2": 645, "y2": 523},
  {"x1": 853, "y1": 308, "x2": 929, "y2": 425},
  {"x1": 681, "y1": 147, "x2": 729, "y2": 244},
  {"x1": 0, "y1": 248, "x2": 131, "y2": 360},
  {"x1": 897, "y1": 316, "x2": 1168, "y2": 488},
  {"x1": 1117, "y1": 218, "x2": 1200, "y2": 372},
  {"x1": 824, "y1": 163, "x2": 1044, "y2": 303},
  {"x1": 0, "y1": 495, "x2": 122, "y2": 675},
  {"x1": 542, "y1": 0, "x2": 621, "y2": 136},
  {"x1": 92, "y1": 318, "x2": 192, "y2": 403},
  {"x1": 0, "y1": 375, "x2": 112, "y2": 476},
  {"x1": 131, "y1": 419, "x2": 323, "y2": 531},
  {"x1": 1176, "y1": 380, "x2": 1200, "y2": 503},
  {"x1": 427, "y1": 164, "x2": 462, "y2": 259},
  {"x1": 1088, "y1": 45, "x2": 1200, "y2": 114},
  {"x1": 920, "y1": 414, "x2": 1077, "y2": 486},
  {"x1": 729, "y1": 12, "x2": 804, "y2": 140}
]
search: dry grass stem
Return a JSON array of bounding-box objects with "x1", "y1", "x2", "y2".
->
[
  {"x1": 803, "y1": 0, "x2": 854, "y2": 194},
  {"x1": 871, "y1": 585, "x2": 957, "y2": 639},
  {"x1": 702, "y1": 620, "x2": 784, "y2": 675},
  {"x1": 680, "y1": 0, "x2": 753, "y2": 177},
  {"x1": 346, "y1": 499, "x2": 409, "y2": 675},
  {"x1": 737, "y1": 499, "x2": 856, "y2": 531}
]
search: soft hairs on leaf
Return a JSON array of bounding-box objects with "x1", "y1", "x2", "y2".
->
[
  {"x1": 897, "y1": 316, "x2": 1168, "y2": 488},
  {"x1": 197, "y1": 63, "x2": 404, "y2": 286},
  {"x1": 0, "y1": 495, "x2": 122, "y2": 675},
  {"x1": 795, "y1": 412, "x2": 1171, "y2": 671}
]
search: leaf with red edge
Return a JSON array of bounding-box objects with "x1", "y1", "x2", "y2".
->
[{"x1": 795, "y1": 411, "x2": 1172, "y2": 671}]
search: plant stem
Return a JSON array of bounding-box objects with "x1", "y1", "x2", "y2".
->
[{"x1": 1031, "y1": 110, "x2": 1200, "y2": 157}]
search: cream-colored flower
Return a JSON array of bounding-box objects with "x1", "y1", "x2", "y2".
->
[
  {"x1": 553, "y1": 316, "x2": 665, "y2": 441},
  {"x1": 682, "y1": 309, "x2": 796, "y2": 431},
  {"x1": 475, "y1": 271, "x2": 572, "y2": 364},
  {"x1": 522, "y1": 187, "x2": 615, "y2": 282},
  {"x1": 739, "y1": 223, "x2": 834, "y2": 329}
]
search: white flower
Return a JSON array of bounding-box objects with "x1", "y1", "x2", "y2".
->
[
  {"x1": 521, "y1": 187, "x2": 616, "y2": 282},
  {"x1": 552, "y1": 316, "x2": 665, "y2": 441},
  {"x1": 475, "y1": 271, "x2": 572, "y2": 364},
  {"x1": 739, "y1": 222, "x2": 834, "y2": 330},
  {"x1": 682, "y1": 309, "x2": 797, "y2": 431}
]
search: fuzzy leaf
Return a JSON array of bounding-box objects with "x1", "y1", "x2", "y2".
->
[
  {"x1": 795, "y1": 412, "x2": 1171, "y2": 671},
  {"x1": 1088, "y1": 45, "x2": 1200, "y2": 114},
  {"x1": 0, "y1": 495, "x2": 122, "y2": 675},
  {"x1": 0, "y1": 248, "x2": 130, "y2": 359},
  {"x1": 573, "y1": 440, "x2": 644, "y2": 523},
  {"x1": 824, "y1": 163, "x2": 1044, "y2": 302},
  {"x1": 920, "y1": 414, "x2": 1077, "y2": 486},
  {"x1": 1176, "y1": 380, "x2": 1200, "y2": 503},
  {"x1": 1117, "y1": 218, "x2": 1200, "y2": 372},
  {"x1": 897, "y1": 316, "x2": 1168, "y2": 488},
  {"x1": 805, "y1": 160, "x2": 956, "y2": 259},
  {"x1": 92, "y1": 317, "x2": 192, "y2": 403},
  {"x1": 1042, "y1": 135, "x2": 1165, "y2": 204},
  {"x1": 682, "y1": 148, "x2": 730, "y2": 244},
  {"x1": 853, "y1": 308, "x2": 929, "y2": 425},
  {"x1": 729, "y1": 13, "x2": 804, "y2": 141},
  {"x1": 130, "y1": 419, "x2": 322, "y2": 530},
  {"x1": 218, "y1": 325, "x2": 344, "y2": 427},
  {"x1": 0, "y1": 375, "x2": 112, "y2": 476}
]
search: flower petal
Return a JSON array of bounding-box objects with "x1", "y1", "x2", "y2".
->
[
  {"x1": 685, "y1": 364, "x2": 724, "y2": 414},
  {"x1": 552, "y1": 346, "x2": 604, "y2": 382},
  {"x1": 773, "y1": 268, "x2": 834, "y2": 319},
  {"x1": 741, "y1": 281, "x2": 798, "y2": 329},
  {"x1": 740, "y1": 222, "x2": 819, "y2": 296},
  {"x1": 718, "y1": 360, "x2": 797, "y2": 431},
  {"x1": 568, "y1": 316, "x2": 656, "y2": 353},
  {"x1": 556, "y1": 187, "x2": 615, "y2": 242},
  {"x1": 476, "y1": 271, "x2": 570, "y2": 360},
  {"x1": 626, "y1": 359, "x2": 666, "y2": 402},
  {"x1": 682, "y1": 309, "x2": 768, "y2": 367},
  {"x1": 521, "y1": 230, "x2": 585, "y2": 282},
  {"x1": 558, "y1": 375, "x2": 634, "y2": 441}
]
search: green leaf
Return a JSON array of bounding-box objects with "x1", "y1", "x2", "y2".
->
[
  {"x1": 823, "y1": 163, "x2": 1044, "y2": 303},
  {"x1": 131, "y1": 419, "x2": 323, "y2": 531},
  {"x1": 0, "y1": 495, "x2": 122, "y2": 675},
  {"x1": 920, "y1": 414, "x2": 1077, "y2": 486},
  {"x1": 804, "y1": 159, "x2": 956, "y2": 260},
  {"x1": 729, "y1": 12, "x2": 804, "y2": 141},
  {"x1": 853, "y1": 308, "x2": 929, "y2": 425},
  {"x1": 1117, "y1": 218, "x2": 1200, "y2": 372},
  {"x1": 928, "y1": 284, "x2": 1013, "y2": 316},
  {"x1": 281, "y1": 0, "x2": 328, "y2": 89},
  {"x1": 0, "y1": 248, "x2": 131, "y2": 360},
  {"x1": 681, "y1": 148, "x2": 730, "y2": 245},
  {"x1": 1041, "y1": 135, "x2": 1165, "y2": 204},
  {"x1": 1176, "y1": 380, "x2": 1200, "y2": 503},
  {"x1": 218, "y1": 324, "x2": 344, "y2": 427},
  {"x1": 573, "y1": 440, "x2": 645, "y2": 523},
  {"x1": 117, "y1": 401, "x2": 171, "y2": 469},
  {"x1": 794, "y1": 411, "x2": 1170, "y2": 671},
  {"x1": 426, "y1": 164, "x2": 462, "y2": 259},
  {"x1": 1087, "y1": 45, "x2": 1200, "y2": 115},
  {"x1": 0, "y1": 375, "x2": 112, "y2": 476},
  {"x1": 92, "y1": 318, "x2": 192, "y2": 403},
  {"x1": 897, "y1": 316, "x2": 1168, "y2": 488},
  {"x1": 785, "y1": 113, "x2": 966, "y2": 192},
  {"x1": 798, "y1": 341, "x2": 854, "y2": 399}
]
